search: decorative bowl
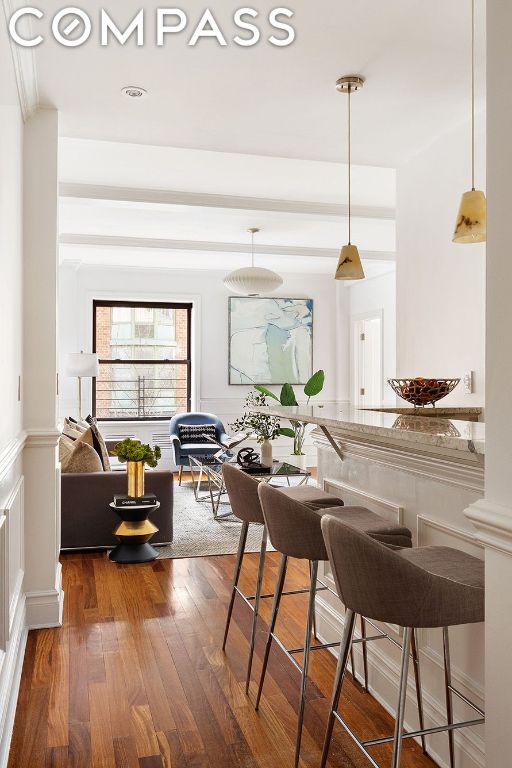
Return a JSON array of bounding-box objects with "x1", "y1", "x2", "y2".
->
[{"x1": 388, "y1": 378, "x2": 460, "y2": 407}]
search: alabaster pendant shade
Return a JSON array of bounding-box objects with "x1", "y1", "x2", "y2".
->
[
  {"x1": 453, "y1": 189, "x2": 486, "y2": 243},
  {"x1": 335, "y1": 244, "x2": 365, "y2": 280},
  {"x1": 223, "y1": 266, "x2": 283, "y2": 296}
]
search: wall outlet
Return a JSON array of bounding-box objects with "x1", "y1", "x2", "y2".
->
[{"x1": 462, "y1": 371, "x2": 474, "y2": 394}]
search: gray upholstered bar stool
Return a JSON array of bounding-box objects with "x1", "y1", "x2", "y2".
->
[
  {"x1": 320, "y1": 516, "x2": 485, "y2": 768},
  {"x1": 256, "y1": 483, "x2": 415, "y2": 768},
  {"x1": 222, "y1": 462, "x2": 344, "y2": 692}
]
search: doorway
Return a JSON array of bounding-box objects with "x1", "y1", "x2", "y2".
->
[{"x1": 351, "y1": 312, "x2": 383, "y2": 407}]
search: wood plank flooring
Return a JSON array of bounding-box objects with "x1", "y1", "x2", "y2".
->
[{"x1": 9, "y1": 549, "x2": 439, "y2": 768}]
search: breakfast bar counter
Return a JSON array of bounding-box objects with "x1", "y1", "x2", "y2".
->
[{"x1": 260, "y1": 404, "x2": 485, "y2": 767}]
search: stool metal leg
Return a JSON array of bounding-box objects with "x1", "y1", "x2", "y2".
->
[
  {"x1": 178, "y1": 465, "x2": 183, "y2": 485},
  {"x1": 246, "y1": 526, "x2": 268, "y2": 694},
  {"x1": 411, "y1": 629, "x2": 427, "y2": 755},
  {"x1": 309, "y1": 560, "x2": 318, "y2": 640},
  {"x1": 255, "y1": 554, "x2": 288, "y2": 710},
  {"x1": 222, "y1": 521, "x2": 249, "y2": 651},
  {"x1": 443, "y1": 626, "x2": 456, "y2": 768},
  {"x1": 295, "y1": 560, "x2": 318, "y2": 768},
  {"x1": 391, "y1": 627, "x2": 412, "y2": 768},
  {"x1": 361, "y1": 617, "x2": 369, "y2": 692},
  {"x1": 320, "y1": 609, "x2": 357, "y2": 768}
]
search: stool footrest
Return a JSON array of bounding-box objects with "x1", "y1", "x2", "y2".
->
[{"x1": 360, "y1": 716, "x2": 485, "y2": 748}]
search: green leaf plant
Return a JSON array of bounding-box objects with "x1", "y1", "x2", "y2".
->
[
  {"x1": 255, "y1": 370, "x2": 325, "y2": 455},
  {"x1": 111, "y1": 438, "x2": 162, "y2": 468}
]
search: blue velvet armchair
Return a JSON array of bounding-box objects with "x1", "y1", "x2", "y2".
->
[{"x1": 169, "y1": 412, "x2": 229, "y2": 484}]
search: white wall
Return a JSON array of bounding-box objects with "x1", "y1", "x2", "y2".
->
[
  {"x1": 0, "y1": 104, "x2": 27, "y2": 768},
  {"x1": 0, "y1": 106, "x2": 23, "y2": 452},
  {"x1": 346, "y1": 270, "x2": 396, "y2": 405},
  {"x1": 58, "y1": 262, "x2": 346, "y2": 463},
  {"x1": 396, "y1": 115, "x2": 486, "y2": 405}
]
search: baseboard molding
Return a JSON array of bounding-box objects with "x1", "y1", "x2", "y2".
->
[
  {"x1": 25, "y1": 562, "x2": 64, "y2": 629},
  {"x1": 315, "y1": 597, "x2": 484, "y2": 768},
  {"x1": 0, "y1": 594, "x2": 27, "y2": 768}
]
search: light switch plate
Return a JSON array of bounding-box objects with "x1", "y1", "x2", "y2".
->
[{"x1": 462, "y1": 371, "x2": 474, "y2": 394}]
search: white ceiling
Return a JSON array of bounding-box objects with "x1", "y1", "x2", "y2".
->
[{"x1": 31, "y1": 0, "x2": 486, "y2": 167}]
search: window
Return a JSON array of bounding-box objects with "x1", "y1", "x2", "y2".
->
[{"x1": 93, "y1": 300, "x2": 192, "y2": 420}]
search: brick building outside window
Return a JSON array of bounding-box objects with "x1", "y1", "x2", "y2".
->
[{"x1": 93, "y1": 300, "x2": 192, "y2": 420}]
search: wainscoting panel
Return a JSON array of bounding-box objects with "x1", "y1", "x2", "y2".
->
[
  {"x1": 0, "y1": 436, "x2": 27, "y2": 768},
  {"x1": 313, "y1": 438, "x2": 485, "y2": 768}
]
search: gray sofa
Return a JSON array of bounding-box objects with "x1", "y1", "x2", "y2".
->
[{"x1": 61, "y1": 470, "x2": 173, "y2": 550}]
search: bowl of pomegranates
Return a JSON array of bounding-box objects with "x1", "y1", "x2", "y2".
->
[{"x1": 388, "y1": 377, "x2": 460, "y2": 407}]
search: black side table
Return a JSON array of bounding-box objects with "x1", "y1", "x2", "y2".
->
[{"x1": 108, "y1": 501, "x2": 160, "y2": 564}]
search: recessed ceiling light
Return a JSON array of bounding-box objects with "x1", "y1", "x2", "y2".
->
[{"x1": 121, "y1": 86, "x2": 147, "y2": 99}]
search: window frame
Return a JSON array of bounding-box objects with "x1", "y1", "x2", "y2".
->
[{"x1": 92, "y1": 299, "x2": 192, "y2": 422}]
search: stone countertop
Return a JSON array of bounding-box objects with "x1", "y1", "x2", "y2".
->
[{"x1": 258, "y1": 405, "x2": 485, "y2": 456}]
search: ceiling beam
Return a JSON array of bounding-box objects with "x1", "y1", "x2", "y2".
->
[
  {"x1": 59, "y1": 233, "x2": 395, "y2": 262},
  {"x1": 59, "y1": 183, "x2": 395, "y2": 221}
]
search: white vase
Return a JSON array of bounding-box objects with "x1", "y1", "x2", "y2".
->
[
  {"x1": 260, "y1": 439, "x2": 273, "y2": 467},
  {"x1": 291, "y1": 453, "x2": 307, "y2": 471}
]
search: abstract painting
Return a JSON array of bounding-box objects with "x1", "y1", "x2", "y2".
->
[{"x1": 229, "y1": 297, "x2": 313, "y2": 385}]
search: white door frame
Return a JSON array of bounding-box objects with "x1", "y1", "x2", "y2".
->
[{"x1": 350, "y1": 309, "x2": 384, "y2": 407}]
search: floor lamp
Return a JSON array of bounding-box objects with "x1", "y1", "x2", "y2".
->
[{"x1": 66, "y1": 352, "x2": 99, "y2": 419}]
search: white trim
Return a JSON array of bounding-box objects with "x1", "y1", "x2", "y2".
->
[
  {"x1": 0, "y1": 433, "x2": 25, "y2": 484},
  {"x1": 25, "y1": 562, "x2": 63, "y2": 629},
  {"x1": 0, "y1": 594, "x2": 27, "y2": 768},
  {"x1": 25, "y1": 429, "x2": 60, "y2": 448},
  {"x1": 59, "y1": 233, "x2": 395, "y2": 263},
  {"x1": 314, "y1": 431, "x2": 485, "y2": 492},
  {"x1": 1, "y1": 0, "x2": 39, "y2": 121},
  {"x1": 465, "y1": 498, "x2": 512, "y2": 555},
  {"x1": 59, "y1": 182, "x2": 396, "y2": 221}
]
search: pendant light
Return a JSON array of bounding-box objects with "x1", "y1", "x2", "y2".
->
[
  {"x1": 223, "y1": 228, "x2": 283, "y2": 296},
  {"x1": 453, "y1": 0, "x2": 486, "y2": 243},
  {"x1": 335, "y1": 75, "x2": 365, "y2": 280}
]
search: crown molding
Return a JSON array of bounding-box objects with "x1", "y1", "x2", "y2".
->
[
  {"x1": 2, "y1": 0, "x2": 39, "y2": 121},
  {"x1": 59, "y1": 182, "x2": 395, "y2": 221},
  {"x1": 59, "y1": 233, "x2": 395, "y2": 262}
]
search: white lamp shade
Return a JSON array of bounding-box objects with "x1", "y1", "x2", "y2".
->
[
  {"x1": 66, "y1": 352, "x2": 99, "y2": 378},
  {"x1": 453, "y1": 189, "x2": 486, "y2": 243},
  {"x1": 223, "y1": 266, "x2": 283, "y2": 296},
  {"x1": 335, "y1": 244, "x2": 365, "y2": 280}
]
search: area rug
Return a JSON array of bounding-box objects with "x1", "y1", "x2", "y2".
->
[{"x1": 156, "y1": 480, "x2": 274, "y2": 559}]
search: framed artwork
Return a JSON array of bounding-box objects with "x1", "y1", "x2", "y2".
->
[{"x1": 228, "y1": 297, "x2": 313, "y2": 385}]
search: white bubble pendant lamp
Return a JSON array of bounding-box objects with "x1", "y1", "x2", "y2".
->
[
  {"x1": 223, "y1": 228, "x2": 283, "y2": 296},
  {"x1": 335, "y1": 75, "x2": 365, "y2": 280},
  {"x1": 453, "y1": 0, "x2": 486, "y2": 243}
]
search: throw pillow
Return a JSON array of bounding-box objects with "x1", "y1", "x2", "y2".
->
[
  {"x1": 58, "y1": 434, "x2": 75, "y2": 464},
  {"x1": 88, "y1": 422, "x2": 111, "y2": 471},
  {"x1": 63, "y1": 417, "x2": 87, "y2": 440},
  {"x1": 61, "y1": 441, "x2": 103, "y2": 473},
  {"x1": 178, "y1": 424, "x2": 217, "y2": 443}
]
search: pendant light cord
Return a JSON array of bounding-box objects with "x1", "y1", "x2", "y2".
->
[
  {"x1": 251, "y1": 230, "x2": 255, "y2": 267},
  {"x1": 471, "y1": 0, "x2": 475, "y2": 190},
  {"x1": 348, "y1": 85, "x2": 352, "y2": 244}
]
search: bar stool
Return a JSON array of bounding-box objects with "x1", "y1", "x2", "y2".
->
[
  {"x1": 320, "y1": 516, "x2": 485, "y2": 768},
  {"x1": 255, "y1": 483, "x2": 416, "y2": 768},
  {"x1": 222, "y1": 462, "x2": 345, "y2": 692}
]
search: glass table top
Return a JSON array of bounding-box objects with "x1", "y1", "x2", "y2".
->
[{"x1": 189, "y1": 453, "x2": 309, "y2": 478}]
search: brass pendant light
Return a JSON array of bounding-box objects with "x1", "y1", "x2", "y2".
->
[
  {"x1": 453, "y1": 0, "x2": 486, "y2": 243},
  {"x1": 335, "y1": 75, "x2": 365, "y2": 280}
]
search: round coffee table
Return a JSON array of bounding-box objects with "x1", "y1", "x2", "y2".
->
[{"x1": 108, "y1": 501, "x2": 160, "y2": 564}]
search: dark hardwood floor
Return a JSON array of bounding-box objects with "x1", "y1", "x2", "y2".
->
[{"x1": 8, "y1": 548, "x2": 439, "y2": 768}]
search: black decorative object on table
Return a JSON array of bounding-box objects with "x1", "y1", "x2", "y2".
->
[
  {"x1": 108, "y1": 499, "x2": 160, "y2": 564},
  {"x1": 236, "y1": 447, "x2": 271, "y2": 475}
]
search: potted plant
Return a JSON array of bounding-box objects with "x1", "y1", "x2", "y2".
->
[
  {"x1": 230, "y1": 391, "x2": 281, "y2": 466},
  {"x1": 256, "y1": 370, "x2": 325, "y2": 466},
  {"x1": 111, "y1": 438, "x2": 161, "y2": 498}
]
